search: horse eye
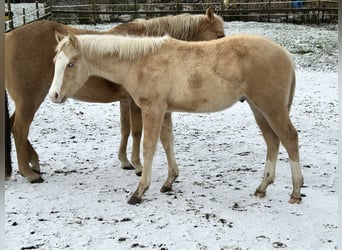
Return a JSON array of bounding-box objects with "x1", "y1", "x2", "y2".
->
[{"x1": 67, "y1": 62, "x2": 75, "y2": 68}]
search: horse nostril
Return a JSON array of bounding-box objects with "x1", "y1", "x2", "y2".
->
[{"x1": 54, "y1": 92, "x2": 59, "y2": 100}]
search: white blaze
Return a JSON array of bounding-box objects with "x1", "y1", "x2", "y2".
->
[{"x1": 48, "y1": 52, "x2": 69, "y2": 103}]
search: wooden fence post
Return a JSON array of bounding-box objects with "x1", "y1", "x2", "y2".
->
[
  {"x1": 268, "y1": 0, "x2": 271, "y2": 22},
  {"x1": 134, "y1": 0, "x2": 137, "y2": 19},
  {"x1": 317, "y1": 0, "x2": 320, "y2": 24},
  {"x1": 35, "y1": 1, "x2": 40, "y2": 18},
  {"x1": 92, "y1": 0, "x2": 96, "y2": 25},
  {"x1": 7, "y1": 0, "x2": 14, "y2": 30},
  {"x1": 220, "y1": 0, "x2": 224, "y2": 15},
  {"x1": 23, "y1": 8, "x2": 26, "y2": 24}
]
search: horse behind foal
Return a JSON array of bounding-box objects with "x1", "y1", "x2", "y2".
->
[
  {"x1": 49, "y1": 33, "x2": 303, "y2": 205},
  {"x1": 5, "y1": 8, "x2": 225, "y2": 182}
]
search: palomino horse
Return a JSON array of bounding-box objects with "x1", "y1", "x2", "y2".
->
[
  {"x1": 49, "y1": 33, "x2": 304, "y2": 205},
  {"x1": 5, "y1": 8, "x2": 225, "y2": 182}
]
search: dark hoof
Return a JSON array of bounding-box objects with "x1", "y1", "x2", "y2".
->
[
  {"x1": 289, "y1": 196, "x2": 302, "y2": 204},
  {"x1": 128, "y1": 194, "x2": 142, "y2": 205},
  {"x1": 135, "y1": 171, "x2": 142, "y2": 177},
  {"x1": 30, "y1": 176, "x2": 44, "y2": 184},
  {"x1": 160, "y1": 186, "x2": 172, "y2": 193},
  {"x1": 122, "y1": 165, "x2": 135, "y2": 170},
  {"x1": 5, "y1": 173, "x2": 12, "y2": 180}
]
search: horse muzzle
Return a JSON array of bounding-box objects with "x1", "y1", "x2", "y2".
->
[{"x1": 49, "y1": 91, "x2": 66, "y2": 104}]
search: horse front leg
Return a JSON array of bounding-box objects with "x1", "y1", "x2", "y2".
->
[
  {"x1": 129, "y1": 101, "x2": 143, "y2": 176},
  {"x1": 118, "y1": 101, "x2": 134, "y2": 170},
  {"x1": 128, "y1": 104, "x2": 166, "y2": 205},
  {"x1": 159, "y1": 112, "x2": 179, "y2": 192}
]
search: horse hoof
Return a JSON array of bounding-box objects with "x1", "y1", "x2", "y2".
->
[
  {"x1": 29, "y1": 176, "x2": 44, "y2": 184},
  {"x1": 160, "y1": 185, "x2": 172, "y2": 193},
  {"x1": 135, "y1": 170, "x2": 142, "y2": 177},
  {"x1": 254, "y1": 189, "x2": 266, "y2": 198},
  {"x1": 128, "y1": 195, "x2": 142, "y2": 205},
  {"x1": 289, "y1": 196, "x2": 302, "y2": 204},
  {"x1": 122, "y1": 164, "x2": 135, "y2": 170}
]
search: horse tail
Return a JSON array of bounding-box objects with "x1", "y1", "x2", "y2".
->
[
  {"x1": 286, "y1": 48, "x2": 296, "y2": 114},
  {"x1": 288, "y1": 69, "x2": 296, "y2": 113},
  {"x1": 5, "y1": 91, "x2": 12, "y2": 179}
]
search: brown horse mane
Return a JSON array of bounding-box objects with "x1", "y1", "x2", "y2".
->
[
  {"x1": 56, "y1": 34, "x2": 170, "y2": 61},
  {"x1": 134, "y1": 13, "x2": 218, "y2": 40}
]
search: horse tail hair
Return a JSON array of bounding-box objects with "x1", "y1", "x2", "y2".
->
[
  {"x1": 5, "y1": 91, "x2": 12, "y2": 179},
  {"x1": 285, "y1": 47, "x2": 296, "y2": 114},
  {"x1": 288, "y1": 68, "x2": 296, "y2": 114}
]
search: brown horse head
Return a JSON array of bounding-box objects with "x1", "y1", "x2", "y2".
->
[{"x1": 193, "y1": 7, "x2": 225, "y2": 41}]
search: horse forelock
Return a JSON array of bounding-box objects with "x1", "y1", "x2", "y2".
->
[
  {"x1": 54, "y1": 36, "x2": 70, "y2": 62},
  {"x1": 135, "y1": 13, "x2": 202, "y2": 40},
  {"x1": 56, "y1": 34, "x2": 170, "y2": 61}
]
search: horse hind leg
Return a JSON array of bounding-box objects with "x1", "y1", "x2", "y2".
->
[
  {"x1": 262, "y1": 109, "x2": 303, "y2": 204},
  {"x1": 250, "y1": 104, "x2": 280, "y2": 198},
  {"x1": 11, "y1": 108, "x2": 43, "y2": 183},
  {"x1": 129, "y1": 101, "x2": 143, "y2": 176},
  {"x1": 118, "y1": 101, "x2": 135, "y2": 170},
  {"x1": 27, "y1": 140, "x2": 40, "y2": 173},
  {"x1": 159, "y1": 112, "x2": 179, "y2": 193}
]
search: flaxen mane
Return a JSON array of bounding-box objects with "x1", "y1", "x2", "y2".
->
[
  {"x1": 135, "y1": 14, "x2": 203, "y2": 40},
  {"x1": 57, "y1": 34, "x2": 170, "y2": 61}
]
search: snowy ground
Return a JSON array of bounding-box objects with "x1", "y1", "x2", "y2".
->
[{"x1": 5, "y1": 21, "x2": 338, "y2": 249}]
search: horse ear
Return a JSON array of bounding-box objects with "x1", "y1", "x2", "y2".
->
[
  {"x1": 67, "y1": 32, "x2": 80, "y2": 50},
  {"x1": 55, "y1": 31, "x2": 65, "y2": 43},
  {"x1": 206, "y1": 7, "x2": 215, "y2": 23}
]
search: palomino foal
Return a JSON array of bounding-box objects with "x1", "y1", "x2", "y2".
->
[
  {"x1": 49, "y1": 33, "x2": 304, "y2": 205},
  {"x1": 5, "y1": 8, "x2": 224, "y2": 182}
]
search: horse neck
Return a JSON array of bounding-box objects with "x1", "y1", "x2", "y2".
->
[
  {"x1": 108, "y1": 15, "x2": 201, "y2": 40},
  {"x1": 84, "y1": 52, "x2": 133, "y2": 86}
]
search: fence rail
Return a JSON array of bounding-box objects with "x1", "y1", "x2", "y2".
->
[
  {"x1": 50, "y1": 0, "x2": 338, "y2": 24},
  {"x1": 5, "y1": 1, "x2": 51, "y2": 31},
  {"x1": 4, "y1": 0, "x2": 338, "y2": 32}
]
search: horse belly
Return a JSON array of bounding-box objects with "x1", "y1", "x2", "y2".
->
[{"x1": 167, "y1": 83, "x2": 240, "y2": 113}]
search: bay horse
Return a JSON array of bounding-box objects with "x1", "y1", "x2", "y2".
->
[
  {"x1": 48, "y1": 32, "x2": 304, "y2": 205},
  {"x1": 5, "y1": 8, "x2": 225, "y2": 183}
]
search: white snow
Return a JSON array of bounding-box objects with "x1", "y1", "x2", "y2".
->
[{"x1": 5, "y1": 20, "x2": 337, "y2": 250}]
